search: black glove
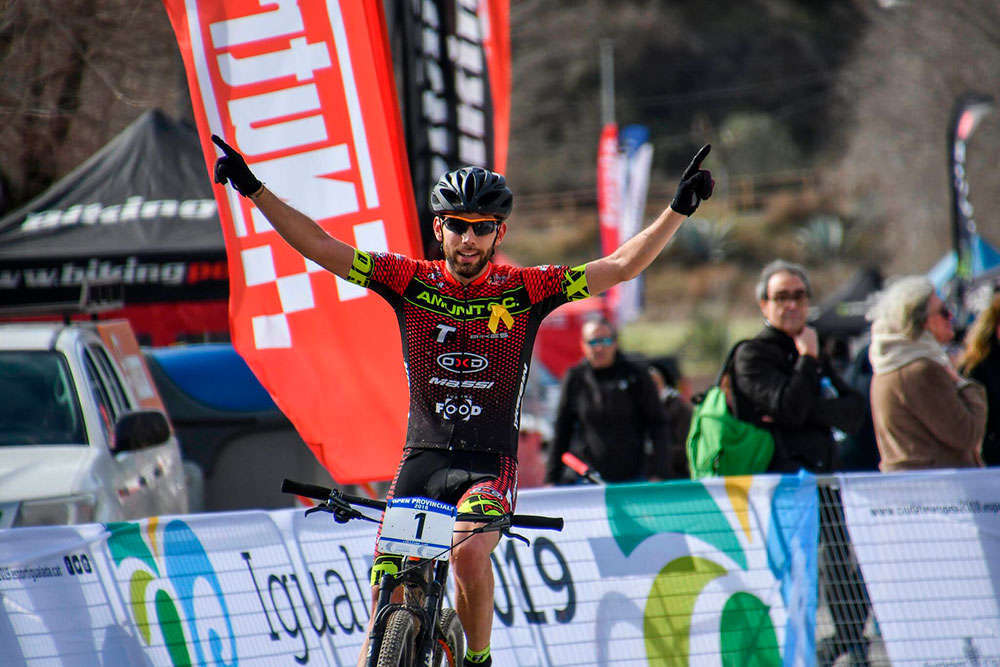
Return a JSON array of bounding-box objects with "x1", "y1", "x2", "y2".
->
[
  {"x1": 211, "y1": 134, "x2": 263, "y2": 198},
  {"x1": 670, "y1": 144, "x2": 714, "y2": 216}
]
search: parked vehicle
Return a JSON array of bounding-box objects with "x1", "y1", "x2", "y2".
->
[{"x1": 0, "y1": 320, "x2": 188, "y2": 527}]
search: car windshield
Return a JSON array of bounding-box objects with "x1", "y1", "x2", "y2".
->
[{"x1": 0, "y1": 351, "x2": 87, "y2": 446}]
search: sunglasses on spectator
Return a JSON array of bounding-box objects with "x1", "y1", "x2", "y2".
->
[
  {"x1": 767, "y1": 290, "x2": 810, "y2": 304},
  {"x1": 442, "y1": 217, "x2": 500, "y2": 236},
  {"x1": 933, "y1": 304, "x2": 952, "y2": 320},
  {"x1": 586, "y1": 336, "x2": 616, "y2": 347}
]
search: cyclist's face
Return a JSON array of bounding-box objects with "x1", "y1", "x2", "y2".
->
[{"x1": 434, "y1": 214, "x2": 506, "y2": 282}]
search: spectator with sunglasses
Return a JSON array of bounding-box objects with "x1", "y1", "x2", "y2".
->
[
  {"x1": 731, "y1": 259, "x2": 865, "y2": 474},
  {"x1": 545, "y1": 317, "x2": 680, "y2": 485},
  {"x1": 730, "y1": 259, "x2": 870, "y2": 667},
  {"x1": 868, "y1": 275, "x2": 986, "y2": 471},
  {"x1": 211, "y1": 135, "x2": 714, "y2": 667}
]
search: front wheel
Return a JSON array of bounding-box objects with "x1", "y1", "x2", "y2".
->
[
  {"x1": 433, "y1": 607, "x2": 465, "y2": 667},
  {"x1": 376, "y1": 610, "x2": 418, "y2": 667}
]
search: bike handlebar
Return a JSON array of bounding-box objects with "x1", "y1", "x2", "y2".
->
[
  {"x1": 281, "y1": 478, "x2": 386, "y2": 511},
  {"x1": 281, "y1": 478, "x2": 335, "y2": 500},
  {"x1": 505, "y1": 514, "x2": 563, "y2": 530},
  {"x1": 281, "y1": 478, "x2": 563, "y2": 531}
]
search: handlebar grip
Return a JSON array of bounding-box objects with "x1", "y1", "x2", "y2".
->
[
  {"x1": 281, "y1": 478, "x2": 333, "y2": 501},
  {"x1": 341, "y1": 494, "x2": 387, "y2": 512},
  {"x1": 511, "y1": 514, "x2": 564, "y2": 531},
  {"x1": 561, "y1": 452, "x2": 591, "y2": 477},
  {"x1": 561, "y1": 451, "x2": 605, "y2": 484}
]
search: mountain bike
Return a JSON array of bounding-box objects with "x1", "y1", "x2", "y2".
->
[{"x1": 281, "y1": 478, "x2": 563, "y2": 667}]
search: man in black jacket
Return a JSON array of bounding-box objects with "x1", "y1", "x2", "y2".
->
[
  {"x1": 730, "y1": 259, "x2": 870, "y2": 667},
  {"x1": 731, "y1": 260, "x2": 864, "y2": 472},
  {"x1": 545, "y1": 317, "x2": 679, "y2": 484}
]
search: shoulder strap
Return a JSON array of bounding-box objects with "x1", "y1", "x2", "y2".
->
[{"x1": 713, "y1": 339, "x2": 749, "y2": 387}]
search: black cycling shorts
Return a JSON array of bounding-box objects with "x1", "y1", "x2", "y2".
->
[{"x1": 370, "y1": 448, "x2": 517, "y2": 586}]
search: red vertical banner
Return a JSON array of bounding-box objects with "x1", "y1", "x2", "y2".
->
[
  {"x1": 162, "y1": 0, "x2": 421, "y2": 483},
  {"x1": 597, "y1": 123, "x2": 621, "y2": 256},
  {"x1": 596, "y1": 122, "x2": 620, "y2": 317},
  {"x1": 480, "y1": 0, "x2": 510, "y2": 174}
]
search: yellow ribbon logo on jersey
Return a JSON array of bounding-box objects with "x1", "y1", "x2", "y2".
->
[{"x1": 488, "y1": 304, "x2": 514, "y2": 333}]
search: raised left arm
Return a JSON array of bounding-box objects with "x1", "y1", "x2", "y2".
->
[{"x1": 585, "y1": 144, "x2": 714, "y2": 296}]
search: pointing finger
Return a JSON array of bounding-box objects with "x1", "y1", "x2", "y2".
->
[
  {"x1": 211, "y1": 134, "x2": 237, "y2": 157},
  {"x1": 682, "y1": 144, "x2": 711, "y2": 180}
]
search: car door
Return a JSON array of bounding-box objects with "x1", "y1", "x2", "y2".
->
[
  {"x1": 93, "y1": 322, "x2": 187, "y2": 516},
  {"x1": 81, "y1": 344, "x2": 158, "y2": 519}
]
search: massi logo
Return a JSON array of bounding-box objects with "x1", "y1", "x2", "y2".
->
[
  {"x1": 106, "y1": 518, "x2": 238, "y2": 666},
  {"x1": 602, "y1": 476, "x2": 815, "y2": 665}
]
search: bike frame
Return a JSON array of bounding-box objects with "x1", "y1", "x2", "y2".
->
[
  {"x1": 367, "y1": 560, "x2": 450, "y2": 666},
  {"x1": 280, "y1": 477, "x2": 562, "y2": 667}
]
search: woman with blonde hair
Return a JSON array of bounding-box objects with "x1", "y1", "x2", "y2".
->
[
  {"x1": 959, "y1": 293, "x2": 1000, "y2": 465},
  {"x1": 867, "y1": 276, "x2": 986, "y2": 471}
]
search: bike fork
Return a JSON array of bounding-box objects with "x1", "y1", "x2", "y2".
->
[
  {"x1": 365, "y1": 572, "x2": 400, "y2": 666},
  {"x1": 418, "y1": 561, "x2": 453, "y2": 666},
  {"x1": 417, "y1": 582, "x2": 444, "y2": 666}
]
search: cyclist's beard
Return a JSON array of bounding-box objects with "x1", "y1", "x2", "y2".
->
[{"x1": 444, "y1": 238, "x2": 497, "y2": 279}]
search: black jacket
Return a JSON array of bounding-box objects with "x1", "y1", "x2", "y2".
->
[
  {"x1": 730, "y1": 325, "x2": 864, "y2": 473},
  {"x1": 547, "y1": 353, "x2": 676, "y2": 483}
]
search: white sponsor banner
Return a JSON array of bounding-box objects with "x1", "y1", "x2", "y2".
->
[
  {"x1": 0, "y1": 478, "x2": 815, "y2": 665},
  {"x1": 841, "y1": 468, "x2": 1000, "y2": 665}
]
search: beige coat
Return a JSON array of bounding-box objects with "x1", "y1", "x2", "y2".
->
[{"x1": 870, "y1": 358, "x2": 986, "y2": 471}]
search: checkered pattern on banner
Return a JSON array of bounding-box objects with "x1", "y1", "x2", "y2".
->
[{"x1": 239, "y1": 220, "x2": 389, "y2": 349}]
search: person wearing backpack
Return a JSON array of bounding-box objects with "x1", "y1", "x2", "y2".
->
[
  {"x1": 730, "y1": 260, "x2": 865, "y2": 473},
  {"x1": 730, "y1": 259, "x2": 870, "y2": 667}
]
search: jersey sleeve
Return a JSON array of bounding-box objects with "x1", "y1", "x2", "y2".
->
[
  {"x1": 342, "y1": 250, "x2": 415, "y2": 296},
  {"x1": 521, "y1": 264, "x2": 591, "y2": 316}
]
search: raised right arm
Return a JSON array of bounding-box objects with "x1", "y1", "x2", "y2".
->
[
  {"x1": 248, "y1": 188, "x2": 355, "y2": 278},
  {"x1": 212, "y1": 135, "x2": 355, "y2": 279}
]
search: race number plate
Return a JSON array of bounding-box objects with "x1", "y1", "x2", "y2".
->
[{"x1": 377, "y1": 496, "x2": 457, "y2": 560}]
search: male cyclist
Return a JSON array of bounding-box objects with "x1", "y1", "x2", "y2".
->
[{"x1": 212, "y1": 136, "x2": 713, "y2": 666}]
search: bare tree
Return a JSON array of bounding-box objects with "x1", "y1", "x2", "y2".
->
[
  {"x1": 0, "y1": 0, "x2": 187, "y2": 211},
  {"x1": 833, "y1": 0, "x2": 1000, "y2": 272}
]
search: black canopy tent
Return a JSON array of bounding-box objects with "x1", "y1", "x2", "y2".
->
[{"x1": 0, "y1": 109, "x2": 229, "y2": 344}]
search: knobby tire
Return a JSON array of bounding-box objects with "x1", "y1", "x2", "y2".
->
[
  {"x1": 433, "y1": 607, "x2": 464, "y2": 667},
  {"x1": 376, "y1": 610, "x2": 418, "y2": 667}
]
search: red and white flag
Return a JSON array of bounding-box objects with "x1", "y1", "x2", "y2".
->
[
  {"x1": 481, "y1": 0, "x2": 511, "y2": 174},
  {"x1": 595, "y1": 122, "x2": 653, "y2": 324},
  {"x1": 596, "y1": 122, "x2": 621, "y2": 317},
  {"x1": 163, "y1": 0, "x2": 422, "y2": 483}
]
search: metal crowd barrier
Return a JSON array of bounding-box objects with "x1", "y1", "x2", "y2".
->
[{"x1": 816, "y1": 475, "x2": 884, "y2": 667}]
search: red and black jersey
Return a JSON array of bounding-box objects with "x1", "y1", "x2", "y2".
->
[{"x1": 345, "y1": 251, "x2": 590, "y2": 456}]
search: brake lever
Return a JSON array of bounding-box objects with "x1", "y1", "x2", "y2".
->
[
  {"x1": 305, "y1": 504, "x2": 332, "y2": 518},
  {"x1": 303, "y1": 498, "x2": 364, "y2": 523},
  {"x1": 502, "y1": 527, "x2": 530, "y2": 547}
]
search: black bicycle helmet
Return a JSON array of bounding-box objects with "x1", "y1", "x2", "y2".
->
[{"x1": 430, "y1": 166, "x2": 513, "y2": 220}]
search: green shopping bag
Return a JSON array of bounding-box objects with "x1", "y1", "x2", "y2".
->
[{"x1": 686, "y1": 342, "x2": 775, "y2": 479}]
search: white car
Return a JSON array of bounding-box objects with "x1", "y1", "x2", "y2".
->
[{"x1": 0, "y1": 320, "x2": 187, "y2": 527}]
